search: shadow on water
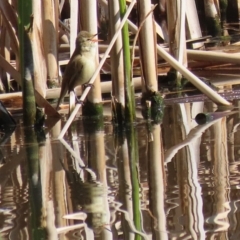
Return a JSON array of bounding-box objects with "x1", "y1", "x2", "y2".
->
[{"x1": 1, "y1": 98, "x2": 240, "y2": 239}]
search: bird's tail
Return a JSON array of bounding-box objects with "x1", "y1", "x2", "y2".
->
[
  {"x1": 55, "y1": 98, "x2": 61, "y2": 110},
  {"x1": 56, "y1": 88, "x2": 67, "y2": 110}
]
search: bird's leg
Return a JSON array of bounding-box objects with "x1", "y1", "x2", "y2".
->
[
  {"x1": 74, "y1": 90, "x2": 85, "y2": 105},
  {"x1": 76, "y1": 98, "x2": 84, "y2": 105},
  {"x1": 74, "y1": 83, "x2": 94, "y2": 104}
]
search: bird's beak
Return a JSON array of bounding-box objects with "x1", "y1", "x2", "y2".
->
[
  {"x1": 91, "y1": 38, "x2": 103, "y2": 42},
  {"x1": 91, "y1": 33, "x2": 103, "y2": 42}
]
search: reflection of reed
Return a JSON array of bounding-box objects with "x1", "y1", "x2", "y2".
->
[
  {"x1": 205, "y1": 116, "x2": 230, "y2": 233},
  {"x1": 50, "y1": 120, "x2": 67, "y2": 236},
  {"x1": 24, "y1": 128, "x2": 47, "y2": 239},
  {"x1": 126, "y1": 126, "x2": 142, "y2": 238},
  {"x1": 229, "y1": 160, "x2": 240, "y2": 186},
  {"x1": 147, "y1": 124, "x2": 168, "y2": 239},
  {"x1": 162, "y1": 102, "x2": 240, "y2": 238},
  {"x1": 115, "y1": 127, "x2": 150, "y2": 240},
  {"x1": 228, "y1": 100, "x2": 240, "y2": 162},
  {"x1": 164, "y1": 118, "x2": 221, "y2": 164},
  {"x1": 113, "y1": 125, "x2": 154, "y2": 239},
  {"x1": 85, "y1": 124, "x2": 112, "y2": 239},
  {"x1": 164, "y1": 103, "x2": 206, "y2": 239},
  {"x1": 116, "y1": 135, "x2": 135, "y2": 239},
  {"x1": 179, "y1": 146, "x2": 205, "y2": 239}
]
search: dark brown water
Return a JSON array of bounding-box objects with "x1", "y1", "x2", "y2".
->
[{"x1": 1, "y1": 100, "x2": 240, "y2": 239}]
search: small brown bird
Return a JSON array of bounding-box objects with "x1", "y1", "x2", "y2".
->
[{"x1": 56, "y1": 31, "x2": 99, "y2": 109}]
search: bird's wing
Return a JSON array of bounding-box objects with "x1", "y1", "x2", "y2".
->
[
  {"x1": 56, "y1": 53, "x2": 83, "y2": 109},
  {"x1": 67, "y1": 56, "x2": 84, "y2": 91}
]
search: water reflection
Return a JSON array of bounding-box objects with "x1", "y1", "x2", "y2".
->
[{"x1": 1, "y1": 102, "x2": 240, "y2": 239}]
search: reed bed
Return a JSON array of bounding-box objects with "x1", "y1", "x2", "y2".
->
[{"x1": 1, "y1": 2, "x2": 240, "y2": 238}]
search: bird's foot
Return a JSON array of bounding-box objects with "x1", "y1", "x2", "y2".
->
[
  {"x1": 84, "y1": 83, "x2": 94, "y2": 88},
  {"x1": 75, "y1": 97, "x2": 85, "y2": 105}
]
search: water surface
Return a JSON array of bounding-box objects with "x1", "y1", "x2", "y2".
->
[{"x1": 1, "y1": 100, "x2": 240, "y2": 239}]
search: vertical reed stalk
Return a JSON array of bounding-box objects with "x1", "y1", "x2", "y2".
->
[
  {"x1": 137, "y1": 0, "x2": 158, "y2": 94},
  {"x1": 204, "y1": 0, "x2": 222, "y2": 36},
  {"x1": 108, "y1": 0, "x2": 125, "y2": 125},
  {"x1": 185, "y1": 0, "x2": 203, "y2": 49},
  {"x1": 153, "y1": 0, "x2": 169, "y2": 42},
  {"x1": 70, "y1": 0, "x2": 79, "y2": 55},
  {"x1": 18, "y1": 0, "x2": 36, "y2": 126},
  {"x1": 219, "y1": 0, "x2": 228, "y2": 35},
  {"x1": 43, "y1": 0, "x2": 59, "y2": 88},
  {"x1": 0, "y1": 27, "x2": 10, "y2": 92},
  {"x1": 177, "y1": 0, "x2": 187, "y2": 67},
  {"x1": 167, "y1": 0, "x2": 187, "y2": 86},
  {"x1": 33, "y1": 0, "x2": 47, "y2": 97},
  {"x1": 80, "y1": 0, "x2": 103, "y2": 117},
  {"x1": 137, "y1": 1, "x2": 164, "y2": 122},
  {"x1": 119, "y1": 0, "x2": 136, "y2": 123}
]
